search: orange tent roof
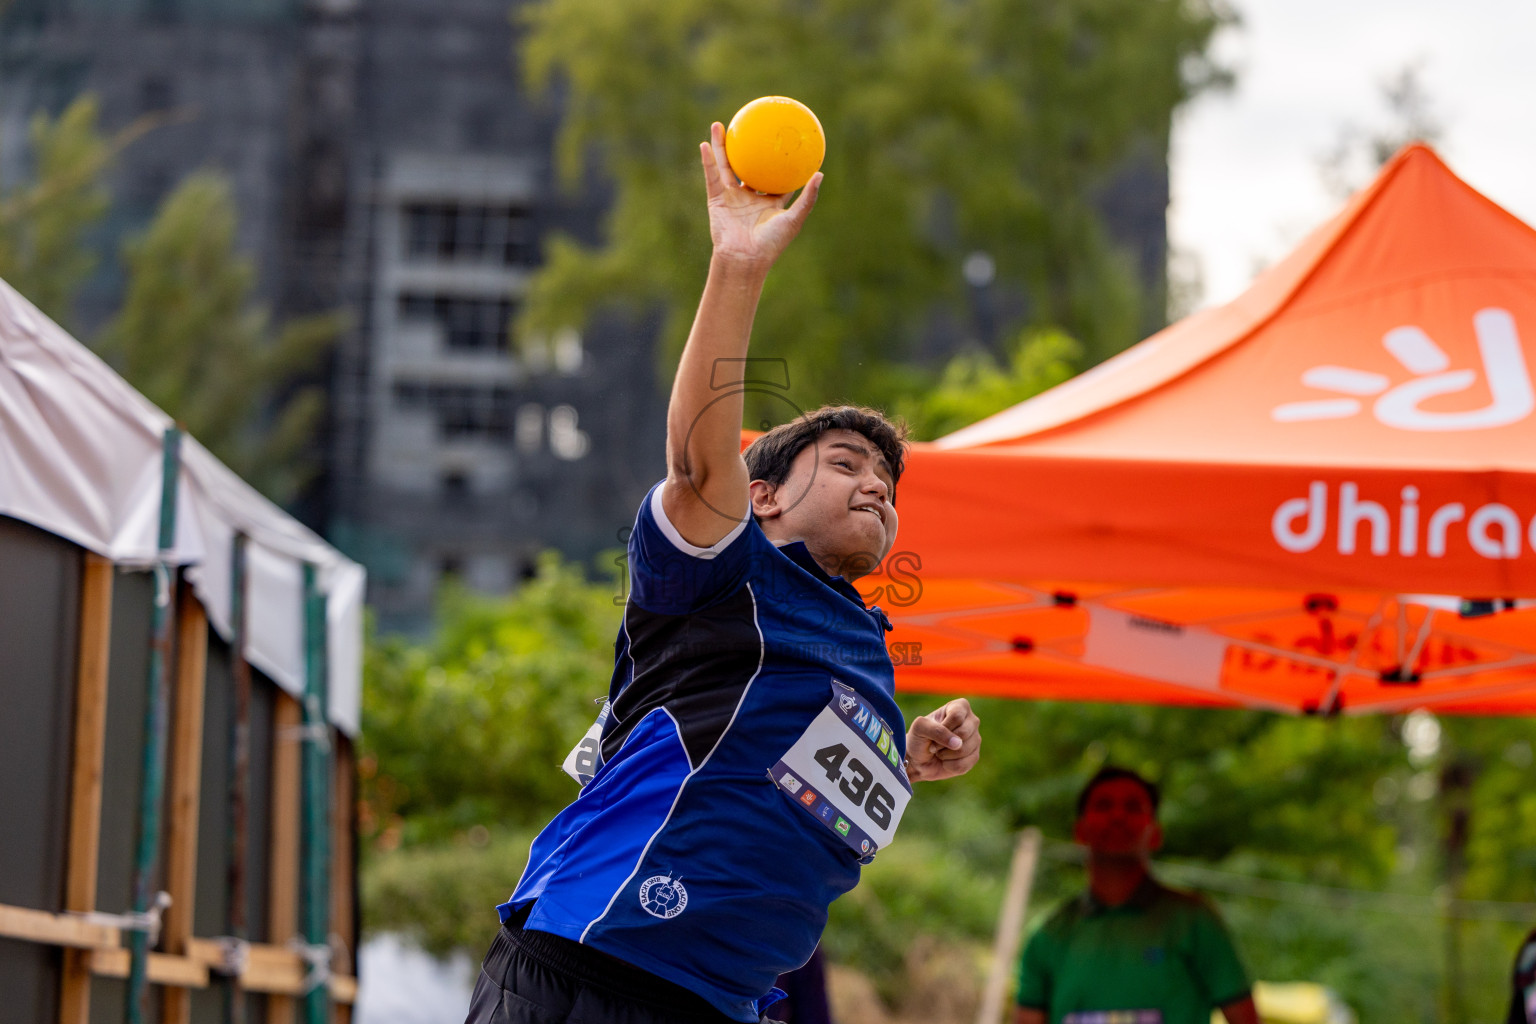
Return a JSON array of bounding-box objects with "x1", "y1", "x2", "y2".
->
[{"x1": 877, "y1": 145, "x2": 1536, "y2": 716}]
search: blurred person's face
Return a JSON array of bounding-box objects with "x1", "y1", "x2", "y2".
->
[{"x1": 1074, "y1": 778, "x2": 1163, "y2": 859}]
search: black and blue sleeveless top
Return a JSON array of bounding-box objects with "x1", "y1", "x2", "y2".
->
[{"x1": 501, "y1": 482, "x2": 904, "y2": 1021}]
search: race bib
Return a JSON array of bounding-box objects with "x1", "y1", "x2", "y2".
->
[
  {"x1": 561, "y1": 699, "x2": 611, "y2": 787},
  {"x1": 1062, "y1": 1014, "x2": 1162, "y2": 1024},
  {"x1": 771, "y1": 681, "x2": 912, "y2": 859}
]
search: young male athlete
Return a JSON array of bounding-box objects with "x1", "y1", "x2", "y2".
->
[{"x1": 464, "y1": 124, "x2": 982, "y2": 1024}]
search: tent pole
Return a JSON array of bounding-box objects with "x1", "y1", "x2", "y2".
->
[
  {"x1": 301, "y1": 563, "x2": 332, "y2": 1024},
  {"x1": 225, "y1": 533, "x2": 252, "y2": 1024},
  {"x1": 975, "y1": 828, "x2": 1042, "y2": 1024},
  {"x1": 126, "y1": 426, "x2": 183, "y2": 1024}
]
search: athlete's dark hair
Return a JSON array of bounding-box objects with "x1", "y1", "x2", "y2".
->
[
  {"x1": 1076, "y1": 766, "x2": 1161, "y2": 818},
  {"x1": 744, "y1": 405, "x2": 909, "y2": 499}
]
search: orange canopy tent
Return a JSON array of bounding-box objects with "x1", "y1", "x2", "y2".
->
[{"x1": 878, "y1": 144, "x2": 1536, "y2": 716}]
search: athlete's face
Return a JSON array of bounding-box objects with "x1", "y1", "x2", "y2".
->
[
  {"x1": 1074, "y1": 778, "x2": 1162, "y2": 859},
  {"x1": 751, "y1": 429, "x2": 898, "y2": 581}
]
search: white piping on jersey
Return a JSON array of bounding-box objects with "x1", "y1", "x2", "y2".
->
[
  {"x1": 579, "y1": 583, "x2": 767, "y2": 942},
  {"x1": 650, "y1": 485, "x2": 748, "y2": 559}
]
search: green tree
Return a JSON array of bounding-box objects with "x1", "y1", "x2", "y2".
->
[
  {"x1": 360, "y1": 553, "x2": 622, "y2": 850},
  {"x1": 0, "y1": 96, "x2": 111, "y2": 327},
  {"x1": 518, "y1": 0, "x2": 1229, "y2": 418},
  {"x1": 897, "y1": 695, "x2": 1405, "y2": 886},
  {"x1": 893, "y1": 327, "x2": 1080, "y2": 440},
  {"x1": 95, "y1": 173, "x2": 342, "y2": 501}
]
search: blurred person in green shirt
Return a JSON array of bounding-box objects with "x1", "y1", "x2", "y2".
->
[
  {"x1": 1015, "y1": 767, "x2": 1260, "y2": 1024},
  {"x1": 1510, "y1": 927, "x2": 1536, "y2": 1024}
]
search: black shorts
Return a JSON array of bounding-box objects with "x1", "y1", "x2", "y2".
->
[{"x1": 464, "y1": 910, "x2": 785, "y2": 1024}]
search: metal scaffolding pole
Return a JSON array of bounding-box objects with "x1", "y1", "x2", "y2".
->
[
  {"x1": 126, "y1": 425, "x2": 182, "y2": 1024},
  {"x1": 301, "y1": 563, "x2": 331, "y2": 1024},
  {"x1": 224, "y1": 532, "x2": 251, "y2": 1024}
]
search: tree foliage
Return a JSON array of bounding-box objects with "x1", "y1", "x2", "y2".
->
[
  {"x1": 360, "y1": 554, "x2": 622, "y2": 850},
  {"x1": 94, "y1": 173, "x2": 342, "y2": 501},
  {"x1": 0, "y1": 96, "x2": 110, "y2": 328},
  {"x1": 1319, "y1": 62, "x2": 1443, "y2": 201},
  {"x1": 893, "y1": 327, "x2": 1080, "y2": 440},
  {"x1": 518, "y1": 0, "x2": 1230, "y2": 417},
  {"x1": 928, "y1": 697, "x2": 1405, "y2": 885},
  {"x1": 0, "y1": 97, "x2": 340, "y2": 502}
]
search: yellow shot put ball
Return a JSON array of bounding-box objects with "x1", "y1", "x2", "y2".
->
[{"x1": 724, "y1": 96, "x2": 826, "y2": 195}]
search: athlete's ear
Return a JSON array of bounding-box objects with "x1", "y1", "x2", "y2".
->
[
  {"x1": 1146, "y1": 820, "x2": 1164, "y2": 855},
  {"x1": 749, "y1": 479, "x2": 783, "y2": 520}
]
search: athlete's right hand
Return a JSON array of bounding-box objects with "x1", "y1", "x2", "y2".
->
[
  {"x1": 905, "y1": 698, "x2": 982, "y2": 782},
  {"x1": 701, "y1": 121, "x2": 822, "y2": 270}
]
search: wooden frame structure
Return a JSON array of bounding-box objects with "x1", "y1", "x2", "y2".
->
[{"x1": 0, "y1": 536, "x2": 359, "y2": 1023}]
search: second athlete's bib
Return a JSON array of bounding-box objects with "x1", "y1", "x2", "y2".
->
[
  {"x1": 770, "y1": 681, "x2": 912, "y2": 860},
  {"x1": 561, "y1": 698, "x2": 610, "y2": 787}
]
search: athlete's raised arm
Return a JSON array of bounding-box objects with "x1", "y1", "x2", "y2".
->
[{"x1": 661, "y1": 122, "x2": 822, "y2": 547}]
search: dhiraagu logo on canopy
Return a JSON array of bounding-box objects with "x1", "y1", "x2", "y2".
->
[
  {"x1": 1272, "y1": 481, "x2": 1536, "y2": 560},
  {"x1": 1271, "y1": 307, "x2": 1534, "y2": 431}
]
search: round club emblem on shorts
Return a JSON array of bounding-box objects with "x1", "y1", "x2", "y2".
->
[{"x1": 638, "y1": 875, "x2": 688, "y2": 919}]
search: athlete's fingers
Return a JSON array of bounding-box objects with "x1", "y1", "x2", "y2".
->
[
  {"x1": 700, "y1": 141, "x2": 724, "y2": 199},
  {"x1": 904, "y1": 744, "x2": 941, "y2": 782},
  {"x1": 908, "y1": 712, "x2": 963, "y2": 752},
  {"x1": 710, "y1": 121, "x2": 738, "y2": 187},
  {"x1": 938, "y1": 697, "x2": 976, "y2": 736},
  {"x1": 906, "y1": 737, "x2": 980, "y2": 781},
  {"x1": 911, "y1": 698, "x2": 976, "y2": 751},
  {"x1": 939, "y1": 719, "x2": 981, "y2": 764},
  {"x1": 939, "y1": 705, "x2": 978, "y2": 754},
  {"x1": 939, "y1": 746, "x2": 981, "y2": 778},
  {"x1": 781, "y1": 171, "x2": 822, "y2": 225}
]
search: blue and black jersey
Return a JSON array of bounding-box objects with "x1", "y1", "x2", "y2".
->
[{"x1": 501, "y1": 482, "x2": 905, "y2": 1022}]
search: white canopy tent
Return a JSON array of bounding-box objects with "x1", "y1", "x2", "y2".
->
[{"x1": 0, "y1": 276, "x2": 364, "y2": 735}]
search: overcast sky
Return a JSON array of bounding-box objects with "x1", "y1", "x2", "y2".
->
[{"x1": 1168, "y1": 0, "x2": 1536, "y2": 311}]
